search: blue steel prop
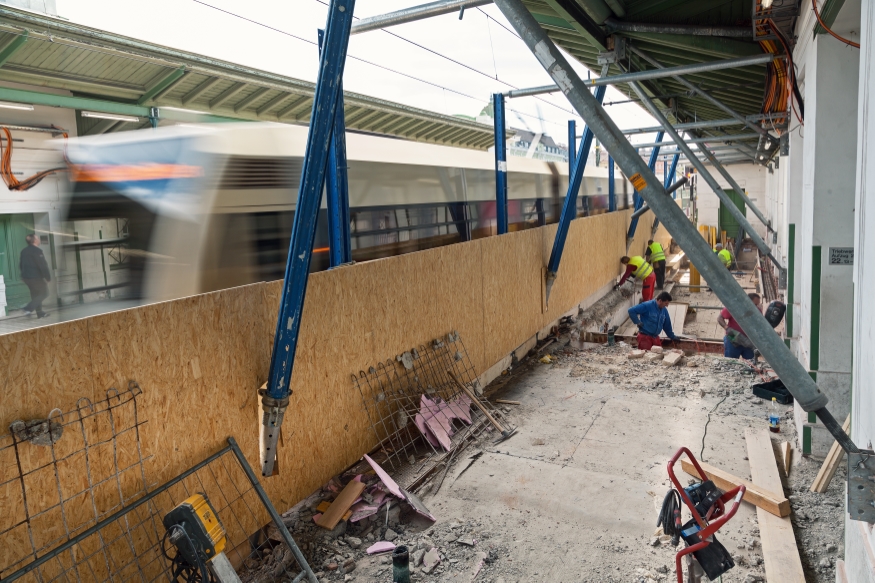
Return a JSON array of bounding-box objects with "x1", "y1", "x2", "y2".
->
[
  {"x1": 261, "y1": 0, "x2": 355, "y2": 477},
  {"x1": 568, "y1": 119, "x2": 576, "y2": 173},
  {"x1": 626, "y1": 131, "x2": 663, "y2": 247},
  {"x1": 544, "y1": 84, "x2": 608, "y2": 303},
  {"x1": 319, "y1": 29, "x2": 353, "y2": 268},
  {"x1": 652, "y1": 152, "x2": 680, "y2": 235},
  {"x1": 608, "y1": 155, "x2": 616, "y2": 212},
  {"x1": 493, "y1": 93, "x2": 508, "y2": 234}
]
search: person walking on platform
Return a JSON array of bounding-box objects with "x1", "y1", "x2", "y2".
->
[
  {"x1": 715, "y1": 243, "x2": 733, "y2": 269},
  {"x1": 615, "y1": 255, "x2": 656, "y2": 302},
  {"x1": 645, "y1": 239, "x2": 666, "y2": 289},
  {"x1": 718, "y1": 292, "x2": 762, "y2": 360},
  {"x1": 627, "y1": 291, "x2": 680, "y2": 351},
  {"x1": 19, "y1": 233, "x2": 51, "y2": 318}
]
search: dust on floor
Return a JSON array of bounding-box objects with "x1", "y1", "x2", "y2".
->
[{"x1": 264, "y1": 342, "x2": 845, "y2": 583}]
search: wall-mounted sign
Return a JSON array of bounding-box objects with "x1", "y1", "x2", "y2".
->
[{"x1": 829, "y1": 247, "x2": 854, "y2": 265}]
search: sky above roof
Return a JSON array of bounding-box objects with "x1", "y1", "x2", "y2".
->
[{"x1": 57, "y1": 0, "x2": 658, "y2": 146}]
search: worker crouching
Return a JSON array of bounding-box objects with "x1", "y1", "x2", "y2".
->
[
  {"x1": 714, "y1": 243, "x2": 733, "y2": 269},
  {"x1": 616, "y1": 255, "x2": 656, "y2": 302},
  {"x1": 628, "y1": 291, "x2": 681, "y2": 351},
  {"x1": 718, "y1": 292, "x2": 762, "y2": 360}
]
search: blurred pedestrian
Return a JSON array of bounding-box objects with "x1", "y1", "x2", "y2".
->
[{"x1": 20, "y1": 233, "x2": 51, "y2": 318}]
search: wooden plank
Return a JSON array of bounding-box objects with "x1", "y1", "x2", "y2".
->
[
  {"x1": 780, "y1": 441, "x2": 792, "y2": 477},
  {"x1": 661, "y1": 302, "x2": 688, "y2": 338},
  {"x1": 810, "y1": 415, "x2": 851, "y2": 493},
  {"x1": 680, "y1": 458, "x2": 790, "y2": 517},
  {"x1": 316, "y1": 501, "x2": 353, "y2": 521},
  {"x1": 745, "y1": 428, "x2": 806, "y2": 583},
  {"x1": 495, "y1": 400, "x2": 520, "y2": 405},
  {"x1": 316, "y1": 479, "x2": 365, "y2": 530}
]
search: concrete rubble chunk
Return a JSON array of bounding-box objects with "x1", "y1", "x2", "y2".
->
[
  {"x1": 422, "y1": 547, "x2": 441, "y2": 574},
  {"x1": 650, "y1": 346, "x2": 663, "y2": 353},
  {"x1": 662, "y1": 352, "x2": 684, "y2": 367},
  {"x1": 644, "y1": 352, "x2": 663, "y2": 361},
  {"x1": 628, "y1": 350, "x2": 646, "y2": 359}
]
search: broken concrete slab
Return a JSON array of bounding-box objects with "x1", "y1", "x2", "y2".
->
[
  {"x1": 644, "y1": 352, "x2": 663, "y2": 362},
  {"x1": 628, "y1": 349, "x2": 646, "y2": 359},
  {"x1": 650, "y1": 346, "x2": 664, "y2": 354},
  {"x1": 662, "y1": 352, "x2": 684, "y2": 367}
]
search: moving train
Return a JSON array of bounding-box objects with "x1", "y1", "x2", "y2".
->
[{"x1": 63, "y1": 123, "x2": 630, "y2": 303}]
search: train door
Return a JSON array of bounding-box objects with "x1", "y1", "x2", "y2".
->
[{"x1": 0, "y1": 213, "x2": 38, "y2": 310}]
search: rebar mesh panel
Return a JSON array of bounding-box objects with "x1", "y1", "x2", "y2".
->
[{"x1": 354, "y1": 331, "x2": 512, "y2": 491}]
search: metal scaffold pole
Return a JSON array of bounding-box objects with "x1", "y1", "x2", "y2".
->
[
  {"x1": 626, "y1": 131, "x2": 662, "y2": 247},
  {"x1": 261, "y1": 0, "x2": 356, "y2": 477},
  {"x1": 568, "y1": 119, "x2": 576, "y2": 174},
  {"x1": 493, "y1": 92, "x2": 508, "y2": 234},
  {"x1": 544, "y1": 78, "x2": 608, "y2": 302},
  {"x1": 608, "y1": 155, "x2": 616, "y2": 212},
  {"x1": 319, "y1": 29, "x2": 353, "y2": 268},
  {"x1": 628, "y1": 46, "x2": 776, "y2": 233},
  {"x1": 491, "y1": 0, "x2": 861, "y2": 455}
]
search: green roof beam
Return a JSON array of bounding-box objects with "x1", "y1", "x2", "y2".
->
[
  {"x1": 137, "y1": 66, "x2": 186, "y2": 105},
  {"x1": 0, "y1": 30, "x2": 28, "y2": 69},
  {"x1": 814, "y1": 0, "x2": 847, "y2": 36}
]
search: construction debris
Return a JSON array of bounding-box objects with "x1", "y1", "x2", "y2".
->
[
  {"x1": 810, "y1": 416, "x2": 851, "y2": 493},
  {"x1": 681, "y1": 458, "x2": 790, "y2": 517}
]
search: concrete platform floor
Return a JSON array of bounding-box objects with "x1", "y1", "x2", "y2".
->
[{"x1": 341, "y1": 345, "x2": 843, "y2": 583}]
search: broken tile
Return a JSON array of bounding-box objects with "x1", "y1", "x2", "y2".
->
[
  {"x1": 422, "y1": 547, "x2": 441, "y2": 574},
  {"x1": 366, "y1": 541, "x2": 396, "y2": 555}
]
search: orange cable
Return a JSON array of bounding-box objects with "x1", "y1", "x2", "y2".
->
[{"x1": 812, "y1": 0, "x2": 860, "y2": 48}]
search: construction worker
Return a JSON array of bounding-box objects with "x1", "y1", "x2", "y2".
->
[
  {"x1": 615, "y1": 255, "x2": 656, "y2": 302},
  {"x1": 645, "y1": 239, "x2": 666, "y2": 289},
  {"x1": 715, "y1": 243, "x2": 733, "y2": 269},
  {"x1": 627, "y1": 291, "x2": 681, "y2": 351},
  {"x1": 718, "y1": 292, "x2": 762, "y2": 360}
]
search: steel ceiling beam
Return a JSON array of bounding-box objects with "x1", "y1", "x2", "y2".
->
[
  {"x1": 622, "y1": 114, "x2": 782, "y2": 135},
  {"x1": 632, "y1": 132, "x2": 759, "y2": 149},
  {"x1": 629, "y1": 46, "x2": 773, "y2": 140},
  {"x1": 493, "y1": 0, "x2": 866, "y2": 460},
  {"x1": 350, "y1": 0, "x2": 492, "y2": 35},
  {"x1": 604, "y1": 17, "x2": 752, "y2": 38},
  {"x1": 505, "y1": 52, "x2": 775, "y2": 98}
]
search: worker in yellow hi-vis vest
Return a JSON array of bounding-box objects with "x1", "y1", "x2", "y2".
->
[
  {"x1": 615, "y1": 255, "x2": 656, "y2": 302},
  {"x1": 645, "y1": 239, "x2": 667, "y2": 290},
  {"x1": 715, "y1": 243, "x2": 733, "y2": 269}
]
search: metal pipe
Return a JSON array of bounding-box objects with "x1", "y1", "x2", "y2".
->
[
  {"x1": 506, "y1": 84, "x2": 559, "y2": 99},
  {"x1": 493, "y1": 93, "x2": 508, "y2": 234},
  {"x1": 262, "y1": 0, "x2": 355, "y2": 477},
  {"x1": 608, "y1": 155, "x2": 616, "y2": 212},
  {"x1": 0, "y1": 444, "x2": 235, "y2": 582},
  {"x1": 604, "y1": 16, "x2": 752, "y2": 38},
  {"x1": 491, "y1": 0, "x2": 846, "y2": 444},
  {"x1": 350, "y1": 0, "x2": 492, "y2": 34},
  {"x1": 629, "y1": 46, "x2": 773, "y2": 139},
  {"x1": 622, "y1": 114, "x2": 783, "y2": 135},
  {"x1": 505, "y1": 53, "x2": 775, "y2": 98},
  {"x1": 657, "y1": 144, "x2": 752, "y2": 156},
  {"x1": 633, "y1": 133, "x2": 759, "y2": 149},
  {"x1": 632, "y1": 177, "x2": 687, "y2": 220},
  {"x1": 568, "y1": 119, "x2": 576, "y2": 174},
  {"x1": 625, "y1": 80, "x2": 782, "y2": 270},
  {"x1": 627, "y1": 131, "x2": 662, "y2": 244},
  {"x1": 320, "y1": 30, "x2": 353, "y2": 268},
  {"x1": 229, "y1": 437, "x2": 318, "y2": 583}
]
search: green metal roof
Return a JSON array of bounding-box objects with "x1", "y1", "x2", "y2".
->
[
  {"x1": 0, "y1": 5, "x2": 499, "y2": 149},
  {"x1": 522, "y1": 0, "x2": 797, "y2": 161}
]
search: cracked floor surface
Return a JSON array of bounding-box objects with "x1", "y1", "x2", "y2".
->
[{"x1": 350, "y1": 343, "x2": 841, "y2": 583}]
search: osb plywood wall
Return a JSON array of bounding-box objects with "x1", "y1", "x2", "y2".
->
[{"x1": 0, "y1": 209, "x2": 672, "y2": 568}]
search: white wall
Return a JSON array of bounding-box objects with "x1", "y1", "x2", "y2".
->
[
  {"x1": 696, "y1": 162, "x2": 770, "y2": 242},
  {"x1": 849, "y1": 0, "x2": 875, "y2": 579}
]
